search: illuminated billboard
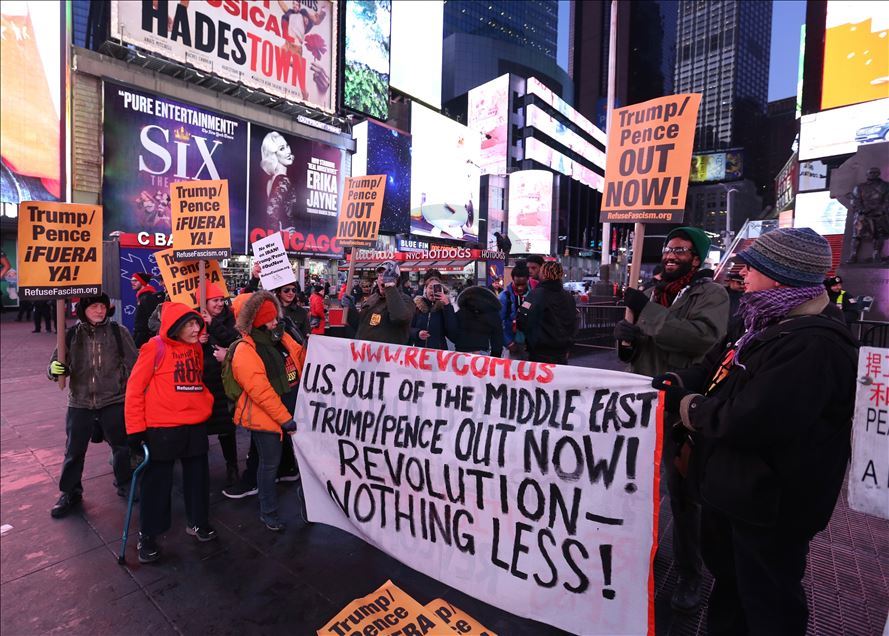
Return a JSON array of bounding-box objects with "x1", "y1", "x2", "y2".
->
[
  {"x1": 526, "y1": 104, "x2": 606, "y2": 169},
  {"x1": 526, "y1": 77, "x2": 607, "y2": 145},
  {"x1": 689, "y1": 151, "x2": 744, "y2": 183},
  {"x1": 821, "y1": 1, "x2": 889, "y2": 110},
  {"x1": 799, "y1": 98, "x2": 889, "y2": 160},
  {"x1": 508, "y1": 170, "x2": 553, "y2": 255},
  {"x1": 467, "y1": 74, "x2": 509, "y2": 176},
  {"x1": 524, "y1": 137, "x2": 604, "y2": 192},
  {"x1": 410, "y1": 103, "x2": 481, "y2": 242},
  {"x1": 351, "y1": 120, "x2": 411, "y2": 234},
  {"x1": 1, "y1": 1, "x2": 63, "y2": 203},
  {"x1": 110, "y1": 1, "x2": 337, "y2": 113},
  {"x1": 794, "y1": 191, "x2": 848, "y2": 235},
  {"x1": 390, "y1": 0, "x2": 442, "y2": 108},
  {"x1": 343, "y1": 0, "x2": 391, "y2": 120}
]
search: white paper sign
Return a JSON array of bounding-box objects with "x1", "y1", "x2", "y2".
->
[
  {"x1": 294, "y1": 336, "x2": 662, "y2": 635},
  {"x1": 849, "y1": 346, "x2": 889, "y2": 520},
  {"x1": 251, "y1": 233, "x2": 296, "y2": 291}
]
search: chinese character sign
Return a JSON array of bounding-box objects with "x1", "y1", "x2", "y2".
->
[{"x1": 849, "y1": 347, "x2": 889, "y2": 520}]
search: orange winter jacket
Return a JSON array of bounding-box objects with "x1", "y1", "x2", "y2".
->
[
  {"x1": 125, "y1": 302, "x2": 213, "y2": 434},
  {"x1": 231, "y1": 332, "x2": 306, "y2": 436}
]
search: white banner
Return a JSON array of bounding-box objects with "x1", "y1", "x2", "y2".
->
[
  {"x1": 849, "y1": 347, "x2": 889, "y2": 520},
  {"x1": 294, "y1": 336, "x2": 662, "y2": 635},
  {"x1": 110, "y1": 0, "x2": 337, "y2": 113},
  {"x1": 251, "y1": 232, "x2": 295, "y2": 291}
]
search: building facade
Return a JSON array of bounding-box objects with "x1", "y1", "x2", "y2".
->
[{"x1": 444, "y1": 0, "x2": 559, "y2": 62}]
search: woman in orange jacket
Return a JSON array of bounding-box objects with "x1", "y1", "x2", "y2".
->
[
  {"x1": 125, "y1": 302, "x2": 215, "y2": 563},
  {"x1": 309, "y1": 284, "x2": 326, "y2": 335},
  {"x1": 231, "y1": 291, "x2": 306, "y2": 531}
]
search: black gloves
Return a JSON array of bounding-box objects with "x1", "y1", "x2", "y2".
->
[
  {"x1": 613, "y1": 320, "x2": 641, "y2": 343},
  {"x1": 281, "y1": 420, "x2": 297, "y2": 433},
  {"x1": 623, "y1": 287, "x2": 650, "y2": 316},
  {"x1": 652, "y1": 374, "x2": 692, "y2": 413},
  {"x1": 127, "y1": 432, "x2": 147, "y2": 469}
]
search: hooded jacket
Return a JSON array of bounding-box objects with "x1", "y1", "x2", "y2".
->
[
  {"x1": 621, "y1": 269, "x2": 730, "y2": 377},
  {"x1": 125, "y1": 302, "x2": 213, "y2": 434},
  {"x1": 49, "y1": 318, "x2": 138, "y2": 409},
  {"x1": 672, "y1": 295, "x2": 857, "y2": 535},
  {"x1": 202, "y1": 303, "x2": 240, "y2": 435},
  {"x1": 455, "y1": 286, "x2": 504, "y2": 357},
  {"x1": 309, "y1": 291, "x2": 326, "y2": 334},
  {"x1": 231, "y1": 291, "x2": 306, "y2": 436},
  {"x1": 134, "y1": 284, "x2": 161, "y2": 347},
  {"x1": 515, "y1": 280, "x2": 578, "y2": 354},
  {"x1": 409, "y1": 295, "x2": 457, "y2": 350},
  {"x1": 356, "y1": 285, "x2": 414, "y2": 344}
]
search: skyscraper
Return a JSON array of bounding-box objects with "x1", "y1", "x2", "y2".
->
[
  {"x1": 444, "y1": 0, "x2": 559, "y2": 61},
  {"x1": 673, "y1": 0, "x2": 772, "y2": 151}
]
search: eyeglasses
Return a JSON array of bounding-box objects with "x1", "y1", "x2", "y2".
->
[
  {"x1": 662, "y1": 247, "x2": 693, "y2": 255},
  {"x1": 280, "y1": 288, "x2": 296, "y2": 293}
]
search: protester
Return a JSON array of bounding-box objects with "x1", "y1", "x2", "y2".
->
[
  {"x1": 499, "y1": 260, "x2": 531, "y2": 360},
  {"x1": 824, "y1": 275, "x2": 859, "y2": 325},
  {"x1": 525, "y1": 255, "x2": 544, "y2": 286},
  {"x1": 724, "y1": 271, "x2": 746, "y2": 341},
  {"x1": 516, "y1": 261, "x2": 577, "y2": 364},
  {"x1": 198, "y1": 283, "x2": 240, "y2": 487},
  {"x1": 355, "y1": 261, "x2": 413, "y2": 344},
  {"x1": 275, "y1": 283, "x2": 309, "y2": 343},
  {"x1": 340, "y1": 284, "x2": 364, "y2": 338},
  {"x1": 132, "y1": 272, "x2": 161, "y2": 347},
  {"x1": 410, "y1": 277, "x2": 457, "y2": 350},
  {"x1": 653, "y1": 227, "x2": 857, "y2": 635},
  {"x1": 641, "y1": 264, "x2": 664, "y2": 292},
  {"x1": 47, "y1": 294, "x2": 138, "y2": 518},
  {"x1": 454, "y1": 285, "x2": 503, "y2": 357},
  {"x1": 612, "y1": 226, "x2": 729, "y2": 612},
  {"x1": 125, "y1": 302, "x2": 216, "y2": 563},
  {"x1": 309, "y1": 284, "x2": 326, "y2": 335},
  {"x1": 229, "y1": 291, "x2": 305, "y2": 532}
]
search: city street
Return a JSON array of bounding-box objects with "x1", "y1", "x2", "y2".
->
[{"x1": 1, "y1": 314, "x2": 886, "y2": 635}]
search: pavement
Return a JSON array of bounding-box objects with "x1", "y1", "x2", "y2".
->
[{"x1": 1, "y1": 313, "x2": 887, "y2": 635}]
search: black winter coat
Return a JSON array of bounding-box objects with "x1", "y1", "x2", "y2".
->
[
  {"x1": 410, "y1": 296, "x2": 458, "y2": 350},
  {"x1": 201, "y1": 305, "x2": 240, "y2": 435},
  {"x1": 516, "y1": 280, "x2": 578, "y2": 355},
  {"x1": 134, "y1": 286, "x2": 162, "y2": 347},
  {"x1": 455, "y1": 286, "x2": 503, "y2": 357},
  {"x1": 674, "y1": 298, "x2": 857, "y2": 536}
]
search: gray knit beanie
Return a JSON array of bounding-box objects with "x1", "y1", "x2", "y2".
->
[{"x1": 736, "y1": 227, "x2": 832, "y2": 287}]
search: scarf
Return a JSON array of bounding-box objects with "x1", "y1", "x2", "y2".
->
[
  {"x1": 653, "y1": 268, "x2": 696, "y2": 307},
  {"x1": 733, "y1": 286, "x2": 825, "y2": 361},
  {"x1": 251, "y1": 327, "x2": 289, "y2": 396}
]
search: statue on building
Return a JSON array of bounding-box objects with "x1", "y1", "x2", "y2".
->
[{"x1": 847, "y1": 167, "x2": 889, "y2": 264}]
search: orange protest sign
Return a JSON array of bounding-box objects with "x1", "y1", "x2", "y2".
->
[
  {"x1": 601, "y1": 93, "x2": 701, "y2": 223},
  {"x1": 318, "y1": 580, "x2": 440, "y2": 636},
  {"x1": 423, "y1": 599, "x2": 497, "y2": 635},
  {"x1": 154, "y1": 247, "x2": 229, "y2": 309},
  {"x1": 17, "y1": 201, "x2": 103, "y2": 299},
  {"x1": 171, "y1": 179, "x2": 231, "y2": 260},
  {"x1": 335, "y1": 175, "x2": 386, "y2": 247}
]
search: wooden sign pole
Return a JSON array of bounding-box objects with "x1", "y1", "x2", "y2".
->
[
  {"x1": 56, "y1": 299, "x2": 67, "y2": 390},
  {"x1": 198, "y1": 260, "x2": 207, "y2": 311}
]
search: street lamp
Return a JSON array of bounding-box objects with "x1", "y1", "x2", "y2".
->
[{"x1": 719, "y1": 184, "x2": 739, "y2": 241}]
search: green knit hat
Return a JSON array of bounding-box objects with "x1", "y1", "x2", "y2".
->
[{"x1": 666, "y1": 226, "x2": 711, "y2": 259}]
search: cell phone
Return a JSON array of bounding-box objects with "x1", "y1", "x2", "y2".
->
[{"x1": 433, "y1": 284, "x2": 443, "y2": 295}]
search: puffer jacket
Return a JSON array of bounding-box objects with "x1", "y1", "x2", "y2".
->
[
  {"x1": 409, "y1": 295, "x2": 457, "y2": 350},
  {"x1": 356, "y1": 286, "x2": 414, "y2": 344},
  {"x1": 202, "y1": 304, "x2": 239, "y2": 435},
  {"x1": 231, "y1": 292, "x2": 306, "y2": 437},
  {"x1": 455, "y1": 286, "x2": 503, "y2": 357},
  {"x1": 125, "y1": 302, "x2": 213, "y2": 434},
  {"x1": 49, "y1": 319, "x2": 138, "y2": 409},
  {"x1": 621, "y1": 270, "x2": 729, "y2": 377}
]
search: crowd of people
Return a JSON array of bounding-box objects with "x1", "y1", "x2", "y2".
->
[{"x1": 41, "y1": 226, "x2": 864, "y2": 635}]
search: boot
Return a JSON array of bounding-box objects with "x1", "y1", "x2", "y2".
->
[{"x1": 225, "y1": 463, "x2": 240, "y2": 487}]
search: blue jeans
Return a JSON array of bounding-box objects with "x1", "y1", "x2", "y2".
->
[{"x1": 252, "y1": 430, "x2": 282, "y2": 520}]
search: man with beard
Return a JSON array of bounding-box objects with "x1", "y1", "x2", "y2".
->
[{"x1": 613, "y1": 226, "x2": 729, "y2": 613}]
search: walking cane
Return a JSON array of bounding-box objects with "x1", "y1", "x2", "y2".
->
[{"x1": 118, "y1": 443, "x2": 150, "y2": 565}]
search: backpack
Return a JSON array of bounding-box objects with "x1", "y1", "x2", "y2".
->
[{"x1": 221, "y1": 339, "x2": 246, "y2": 402}]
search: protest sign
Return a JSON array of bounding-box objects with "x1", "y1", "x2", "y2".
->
[
  {"x1": 423, "y1": 599, "x2": 496, "y2": 635},
  {"x1": 336, "y1": 176, "x2": 386, "y2": 248},
  {"x1": 154, "y1": 247, "x2": 229, "y2": 309},
  {"x1": 601, "y1": 94, "x2": 701, "y2": 223},
  {"x1": 17, "y1": 201, "x2": 102, "y2": 298},
  {"x1": 251, "y1": 233, "x2": 296, "y2": 291},
  {"x1": 848, "y1": 347, "x2": 889, "y2": 520},
  {"x1": 294, "y1": 336, "x2": 662, "y2": 635},
  {"x1": 171, "y1": 179, "x2": 231, "y2": 260}
]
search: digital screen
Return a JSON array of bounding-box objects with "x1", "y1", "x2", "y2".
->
[
  {"x1": 390, "y1": 0, "x2": 442, "y2": 108},
  {"x1": 110, "y1": 1, "x2": 337, "y2": 113},
  {"x1": 794, "y1": 191, "x2": 848, "y2": 235},
  {"x1": 689, "y1": 151, "x2": 744, "y2": 183},
  {"x1": 1, "y1": 1, "x2": 62, "y2": 204},
  {"x1": 508, "y1": 170, "x2": 553, "y2": 255},
  {"x1": 526, "y1": 104, "x2": 606, "y2": 169},
  {"x1": 468, "y1": 74, "x2": 510, "y2": 176},
  {"x1": 410, "y1": 103, "x2": 481, "y2": 242},
  {"x1": 799, "y1": 98, "x2": 889, "y2": 160},
  {"x1": 343, "y1": 0, "x2": 391, "y2": 120},
  {"x1": 799, "y1": 160, "x2": 828, "y2": 191},
  {"x1": 524, "y1": 137, "x2": 604, "y2": 192},
  {"x1": 526, "y1": 77, "x2": 607, "y2": 145},
  {"x1": 351, "y1": 120, "x2": 411, "y2": 234},
  {"x1": 821, "y1": 1, "x2": 889, "y2": 110}
]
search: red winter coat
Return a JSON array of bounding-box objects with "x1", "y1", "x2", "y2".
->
[{"x1": 309, "y1": 292, "x2": 326, "y2": 334}]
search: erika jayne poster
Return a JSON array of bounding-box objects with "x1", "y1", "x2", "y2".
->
[{"x1": 102, "y1": 82, "x2": 249, "y2": 252}]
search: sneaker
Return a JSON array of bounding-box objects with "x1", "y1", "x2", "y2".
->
[
  {"x1": 222, "y1": 482, "x2": 258, "y2": 499},
  {"x1": 670, "y1": 576, "x2": 703, "y2": 613},
  {"x1": 261, "y1": 516, "x2": 286, "y2": 532},
  {"x1": 185, "y1": 525, "x2": 218, "y2": 542},
  {"x1": 50, "y1": 492, "x2": 81, "y2": 518},
  {"x1": 137, "y1": 534, "x2": 160, "y2": 563},
  {"x1": 275, "y1": 470, "x2": 300, "y2": 483}
]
